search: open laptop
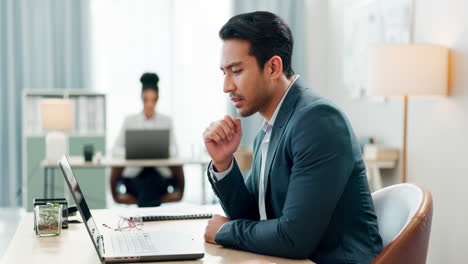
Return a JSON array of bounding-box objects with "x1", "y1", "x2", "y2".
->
[
  {"x1": 58, "y1": 155, "x2": 204, "y2": 263},
  {"x1": 125, "y1": 129, "x2": 170, "y2": 159}
]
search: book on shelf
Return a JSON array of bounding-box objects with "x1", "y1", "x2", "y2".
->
[
  {"x1": 24, "y1": 96, "x2": 41, "y2": 134},
  {"x1": 363, "y1": 144, "x2": 399, "y2": 161},
  {"x1": 24, "y1": 93, "x2": 105, "y2": 136},
  {"x1": 95, "y1": 96, "x2": 105, "y2": 134},
  {"x1": 70, "y1": 97, "x2": 79, "y2": 134}
]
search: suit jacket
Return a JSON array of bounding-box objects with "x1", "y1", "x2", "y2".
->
[{"x1": 208, "y1": 78, "x2": 383, "y2": 264}]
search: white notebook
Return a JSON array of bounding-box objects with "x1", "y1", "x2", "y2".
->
[{"x1": 116, "y1": 203, "x2": 221, "y2": 222}]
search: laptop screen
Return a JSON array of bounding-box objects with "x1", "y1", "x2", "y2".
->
[
  {"x1": 125, "y1": 129, "x2": 170, "y2": 159},
  {"x1": 58, "y1": 155, "x2": 102, "y2": 258}
]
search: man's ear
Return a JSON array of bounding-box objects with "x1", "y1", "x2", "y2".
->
[{"x1": 266, "y1": 55, "x2": 283, "y2": 80}]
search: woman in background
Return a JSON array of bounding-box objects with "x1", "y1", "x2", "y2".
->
[{"x1": 110, "y1": 72, "x2": 184, "y2": 207}]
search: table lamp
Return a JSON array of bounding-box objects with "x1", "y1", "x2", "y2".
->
[
  {"x1": 368, "y1": 44, "x2": 449, "y2": 183},
  {"x1": 41, "y1": 98, "x2": 74, "y2": 162}
]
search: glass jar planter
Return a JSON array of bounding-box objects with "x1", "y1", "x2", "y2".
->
[{"x1": 34, "y1": 203, "x2": 63, "y2": 236}]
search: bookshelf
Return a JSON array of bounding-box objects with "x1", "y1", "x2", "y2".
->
[{"x1": 22, "y1": 90, "x2": 107, "y2": 211}]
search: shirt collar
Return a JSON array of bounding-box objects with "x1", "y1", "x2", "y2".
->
[
  {"x1": 262, "y1": 75, "x2": 300, "y2": 132},
  {"x1": 142, "y1": 111, "x2": 157, "y2": 121}
]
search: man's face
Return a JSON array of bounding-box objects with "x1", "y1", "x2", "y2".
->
[
  {"x1": 220, "y1": 39, "x2": 270, "y2": 117},
  {"x1": 141, "y1": 89, "x2": 158, "y2": 118}
]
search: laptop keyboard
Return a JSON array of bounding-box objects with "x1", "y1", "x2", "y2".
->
[{"x1": 109, "y1": 232, "x2": 156, "y2": 254}]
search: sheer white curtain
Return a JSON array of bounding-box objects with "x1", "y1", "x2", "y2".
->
[
  {"x1": 91, "y1": 0, "x2": 231, "y2": 158},
  {"x1": 0, "y1": 0, "x2": 90, "y2": 206},
  {"x1": 91, "y1": 0, "x2": 231, "y2": 202}
]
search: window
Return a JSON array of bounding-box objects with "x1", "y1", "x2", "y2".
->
[{"x1": 91, "y1": 0, "x2": 232, "y2": 158}]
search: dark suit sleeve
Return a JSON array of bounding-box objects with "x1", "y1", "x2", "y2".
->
[
  {"x1": 208, "y1": 158, "x2": 260, "y2": 220},
  {"x1": 214, "y1": 104, "x2": 355, "y2": 259}
]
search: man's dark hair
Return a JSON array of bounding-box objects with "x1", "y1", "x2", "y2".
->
[
  {"x1": 140, "y1": 72, "x2": 159, "y2": 93},
  {"x1": 219, "y1": 11, "x2": 294, "y2": 78}
]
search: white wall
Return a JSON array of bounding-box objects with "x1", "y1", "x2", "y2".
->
[
  {"x1": 410, "y1": 0, "x2": 468, "y2": 262},
  {"x1": 312, "y1": 0, "x2": 468, "y2": 263}
]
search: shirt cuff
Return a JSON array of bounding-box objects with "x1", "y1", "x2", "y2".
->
[
  {"x1": 217, "y1": 221, "x2": 229, "y2": 235},
  {"x1": 209, "y1": 158, "x2": 234, "y2": 182}
]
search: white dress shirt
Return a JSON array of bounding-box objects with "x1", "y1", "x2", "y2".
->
[
  {"x1": 112, "y1": 111, "x2": 177, "y2": 178},
  {"x1": 210, "y1": 75, "x2": 299, "y2": 220}
]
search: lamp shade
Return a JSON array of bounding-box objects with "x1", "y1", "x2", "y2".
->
[
  {"x1": 41, "y1": 99, "x2": 73, "y2": 131},
  {"x1": 368, "y1": 44, "x2": 448, "y2": 97}
]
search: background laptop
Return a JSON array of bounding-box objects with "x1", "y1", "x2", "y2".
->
[
  {"x1": 125, "y1": 129, "x2": 170, "y2": 159},
  {"x1": 58, "y1": 155, "x2": 204, "y2": 263}
]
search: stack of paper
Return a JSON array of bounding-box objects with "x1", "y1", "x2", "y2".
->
[{"x1": 363, "y1": 145, "x2": 399, "y2": 161}]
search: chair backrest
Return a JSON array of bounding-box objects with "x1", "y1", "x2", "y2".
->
[{"x1": 371, "y1": 183, "x2": 433, "y2": 264}]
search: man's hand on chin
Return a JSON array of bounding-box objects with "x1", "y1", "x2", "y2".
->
[{"x1": 204, "y1": 214, "x2": 230, "y2": 244}]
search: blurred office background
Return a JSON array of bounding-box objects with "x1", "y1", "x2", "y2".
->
[{"x1": 2, "y1": 0, "x2": 468, "y2": 263}]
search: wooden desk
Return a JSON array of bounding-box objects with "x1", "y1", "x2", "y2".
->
[
  {"x1": 1, "y1": 208, "x2": 313, "y2": 264},
  {"x1": 41, "y1": 156, "x2": 211, "y2": 203}
]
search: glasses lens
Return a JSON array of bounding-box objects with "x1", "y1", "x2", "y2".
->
[
  {"x1": 116, "y1": 216, "x2": 143, "y2": 231},
  {"x1": 133, "y1": 216, "x2": 143, "y2": 230}
]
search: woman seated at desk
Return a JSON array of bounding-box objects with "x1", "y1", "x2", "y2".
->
[{"x1": 110, "y1": 72, "x2": 184, "y2": 207}]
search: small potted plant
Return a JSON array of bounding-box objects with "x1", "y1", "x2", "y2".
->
[{"x1": 34, "y1": 203, "x2": 63, "y2": 236}]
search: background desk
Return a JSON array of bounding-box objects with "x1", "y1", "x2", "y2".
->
[
  {"x1": 0, "y1": 206, "x2": 313, "y2": 264},
  {"x1": 40, "y1": 156, "x2": 393, "y2": 208},
  {"x1": 41, "y1": 156, "x2": 211, "y2": 205},
  {"x1": 364, "y1": 159, "x2": 397, "y2": 191}
]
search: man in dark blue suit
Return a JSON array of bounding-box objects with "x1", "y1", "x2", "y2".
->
[{"x1": 203, "y1": 11, "x2": 383, "y2": 263}]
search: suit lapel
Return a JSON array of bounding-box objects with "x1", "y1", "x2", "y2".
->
[{"x1": 263, "y1": 80, "x2": 302, "y2": 194}]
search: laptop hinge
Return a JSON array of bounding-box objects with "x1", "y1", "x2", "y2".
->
[{"x1": 97, "y1": 235, "x2": 106, "y2": 256}]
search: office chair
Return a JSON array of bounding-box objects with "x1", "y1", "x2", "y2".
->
[
  {"x1": 371, "y1": 183, "x2": 433, "y2": 264},
  {"x1": 110, "y1": 165, "x2": 185, "y2": 206}
]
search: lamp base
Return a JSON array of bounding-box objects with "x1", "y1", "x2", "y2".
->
[{"x1": 45, "y1": 131, "x2": 69, "y2": 162}]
